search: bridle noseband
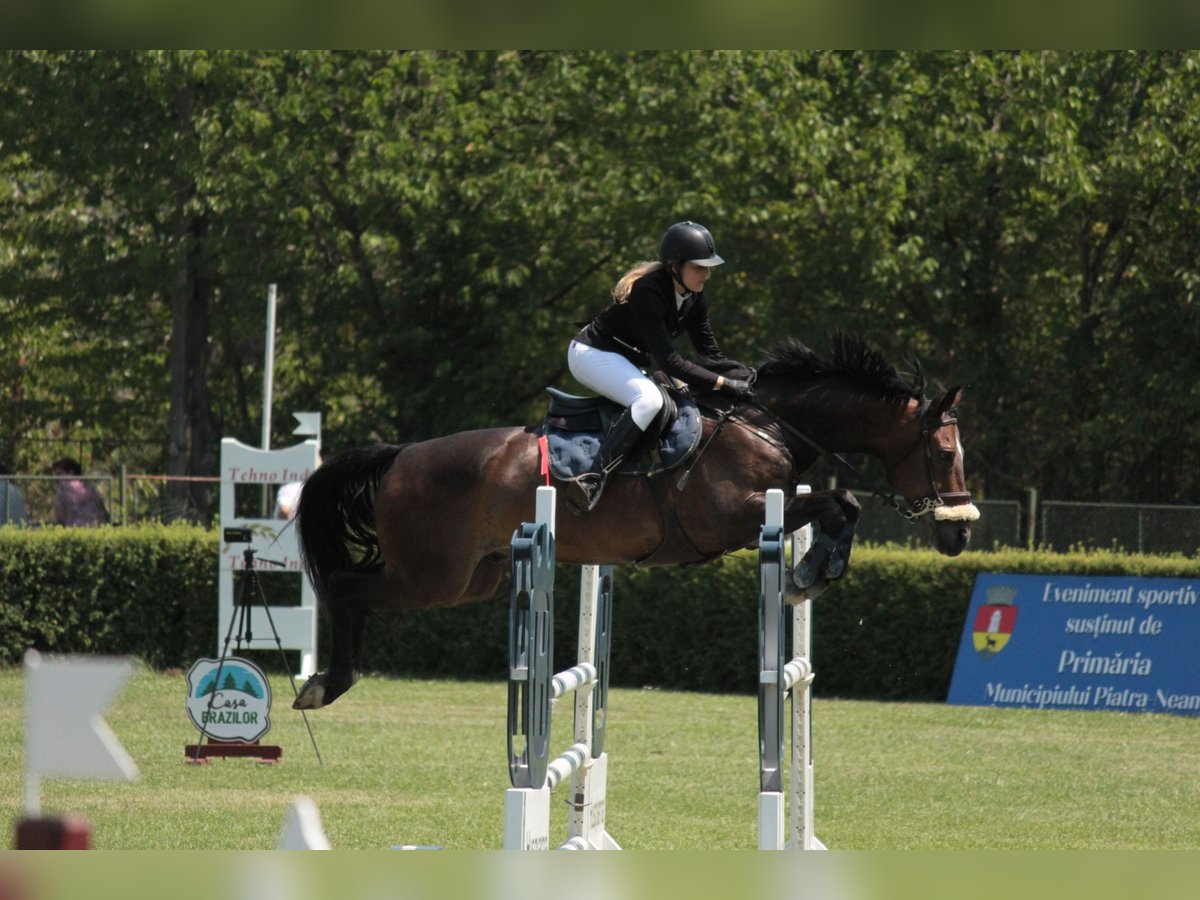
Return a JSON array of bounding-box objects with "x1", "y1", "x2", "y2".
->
[{"x1": 881, "y1": 412, "x2": 973, "y2": 521}]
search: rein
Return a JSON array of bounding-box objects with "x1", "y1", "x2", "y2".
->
[{"x1": 742, "y1": 399, "x2": 970, "y2": 522}]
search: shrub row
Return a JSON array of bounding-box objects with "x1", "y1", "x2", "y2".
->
[
  {"x1": 0, "y1": 525, "x2": 217, "y2": 669},
  {"x1": 4, "y1": 527, "x2": 1199, "y2": 701}
]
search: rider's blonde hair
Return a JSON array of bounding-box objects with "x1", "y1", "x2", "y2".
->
[{"x1": 612, "y1": 260, "x2": 664, "y2": 303}]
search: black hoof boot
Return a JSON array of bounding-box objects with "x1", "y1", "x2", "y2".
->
[
  {"x1": 825, "y1": 524, "x2": 856, "y2": 580},
  {"x1": 795, "y1": 533, "x2": 836, "y2": 589}
]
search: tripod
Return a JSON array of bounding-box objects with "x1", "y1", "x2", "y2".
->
[{"x1": 187, "y1": 544, "x2": 323, "y2": 765}]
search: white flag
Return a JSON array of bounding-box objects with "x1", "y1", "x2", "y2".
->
[{"x1": 25, "y1": 650, "x2": 140, "y2": 782}]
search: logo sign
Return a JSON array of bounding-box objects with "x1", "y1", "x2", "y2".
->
[
  {"x1": 185, "y1": 657, "x2": 272, "y2": 742},
  {"x1": 972, "y1": 584, "x2": 1018, "y2": 657},
  {"x1": 948, "y1": 573, "x2": 1200, "y2": 716}
]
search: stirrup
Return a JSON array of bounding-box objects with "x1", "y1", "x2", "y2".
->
[{"x1": 572, "y1": 472, "x2": 607, "y2": 512}]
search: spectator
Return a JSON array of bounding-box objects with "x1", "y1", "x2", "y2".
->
[
  {"x1": 275, "y1": 480, "x2": 302, "y2": 520},
  {"x1": 51, "y1": 457, "x2": 109, "y2": 526},
  {"x1": 1, "y1": 468, "x2": 29, "y2": 526}
]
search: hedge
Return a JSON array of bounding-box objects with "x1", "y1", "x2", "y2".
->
[
  {"x1": 0, "y1": 524, "x2": 216, "y2": 669},
  {"x1": 3, "y1": 526, "x2": 1199, "y2": 701}
]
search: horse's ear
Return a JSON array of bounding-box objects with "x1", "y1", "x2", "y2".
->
[{"x1": 939, "y1": 386, "x2": 965, "y2": 414}]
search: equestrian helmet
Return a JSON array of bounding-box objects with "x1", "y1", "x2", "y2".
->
[{"x1": 658, "y1": 221, "x2": 724, "y2": 267}]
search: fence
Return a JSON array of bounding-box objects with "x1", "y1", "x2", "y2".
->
[
  {"x1": 853, "y1": 493, "x2": 1024, "y2": 549},
  {"x1": 1, "y1": 475, "x2": 116, "y2": 527},
  {"x1": 853, "y1": 489, "x2": 1200, "y2": 556},
  {"x1": 4, "y1": 471, "x2": 1200, "y2": 556},
  {"x1": 0, "y1": 473, "x2": 219, "y2": 526},
  {"x1": 1039, "y1": 501, "x2": 1200, "y2": 555}
]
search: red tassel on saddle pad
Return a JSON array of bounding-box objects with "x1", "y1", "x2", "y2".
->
[{"x1": 538, "y1": 435, "x2": 550, "y2": 486}]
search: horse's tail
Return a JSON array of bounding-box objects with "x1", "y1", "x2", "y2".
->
[{"x1": 296, "y1": 443, "x2": 405, "y2": 605}]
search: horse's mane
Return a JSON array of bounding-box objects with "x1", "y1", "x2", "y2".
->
[{"x1": 756, "y1": 332, "x2": 926, "y2": 402}]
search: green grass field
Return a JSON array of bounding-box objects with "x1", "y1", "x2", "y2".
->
[{"x1": 2, "y1": 666, "x2": 1199, "y2": 850}]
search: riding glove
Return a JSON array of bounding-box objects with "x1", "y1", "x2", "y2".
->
[{"x1": 720, "y1": 378, "x2": 755, "y2": 401}]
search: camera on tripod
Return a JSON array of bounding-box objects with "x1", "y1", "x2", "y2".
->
[{"x1": 223, "y1": 526, "x2": 253, "y2": 544}]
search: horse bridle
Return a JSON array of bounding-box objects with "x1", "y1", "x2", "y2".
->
[
  {"x1": 743, "y1": 399, "x2": 973, "y2": 523},
  {"x1": 879, "y1": 410, "x2": 973, "y2": 520}
]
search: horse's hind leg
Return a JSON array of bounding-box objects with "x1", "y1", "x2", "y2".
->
[
  {"x1": 451, "y1": 552, "x2": 509, "y2": 606},
  {"x1": 294, "y1": 569, "x2": 390, "y2": 710}
]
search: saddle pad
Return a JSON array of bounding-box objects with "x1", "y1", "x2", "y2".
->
[{"x1": 545, "y1": 395, "x2": 703, "y2": 480}]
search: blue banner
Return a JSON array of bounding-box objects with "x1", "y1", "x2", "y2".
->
[{"x1": 947, "y1": 573, "x2": 1200, "y2": 716}]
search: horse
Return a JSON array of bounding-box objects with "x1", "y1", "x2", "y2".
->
[{"x1": 292, "y1": 333, "x2": 979, "y2": 710}]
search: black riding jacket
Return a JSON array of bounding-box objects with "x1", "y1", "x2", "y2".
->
[{"x1": 574, "y1": 266, "x2": 727, "y2": 390}]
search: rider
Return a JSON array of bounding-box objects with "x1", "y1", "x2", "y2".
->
[{"x1": 566, "y1": 220, "x2": 755, "y2": 511}]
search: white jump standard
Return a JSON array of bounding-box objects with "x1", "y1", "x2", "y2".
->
[
  {"x1": 758, "y1": 486, "x2": 826, "y2": 850},
  {"x1": 504, "y1": 485, "x2": 619, "y2": 850}
]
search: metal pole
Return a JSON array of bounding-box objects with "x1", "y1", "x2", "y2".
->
[
  {"x1": 261, "y1": 284, "x2": 277, "y2": 451},
  {"x1": 260, "y1": 284, "x2": 278, "y2": 517},
  {"x1": 1028, "y1": 487, "x2": 1039, "y2": 550}
]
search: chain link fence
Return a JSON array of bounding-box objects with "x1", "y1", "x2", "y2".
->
[
  {"x1": 5, "y1": 471, "x2": 1200, "y2": 557},
  {"x1": 1, "y1": 474, "x2": 116, "y2": 527},
  {"x1": 1039, "y1": 501, "x2": 1200, "y2": 555},
  {"x1": 853, "y1": 491, "x2": 1200, "y2": 555},
  {"x1": 0, "y1": 474, "x2": 221, "y2": 526},
  {"x1": 852, "y1": 492, "x2": 1024, "y2": 549},
  {"x1": 120, "y1": 475, "x2": 220, "y2": 525}
]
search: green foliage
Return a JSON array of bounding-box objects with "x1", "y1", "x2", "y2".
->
[
  {"x1": 359, "y1": 544, "x2": 1200, "y2": 701},
  {"x1": 3, "y1": 528, "x2": 1199, "y2": 700},
  {"x1": 0, "y1": 524, "x2": 215, "y2": 666},
  {"x1": 3, "y1": 51, "x2": 1200, "y2": 508}
]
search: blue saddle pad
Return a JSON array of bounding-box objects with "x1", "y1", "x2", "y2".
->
[{"x1": 544, "y1": 393, "x2": 704, "y2": 480}]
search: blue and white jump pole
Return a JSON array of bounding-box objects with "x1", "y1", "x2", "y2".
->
[
  {"x1": 759, "y1": 486, "x2": 825, "y2": 850},
  {"x1": 504, "y1": 486, "x2": 619, "y2": 850}
]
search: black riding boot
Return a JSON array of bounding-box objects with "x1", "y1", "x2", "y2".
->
[{"x1": 572, "y1": 408, "x2": 644, "y2": 512}]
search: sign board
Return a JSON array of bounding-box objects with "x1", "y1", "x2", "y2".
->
[
  {"x1": 219, "y1": 437, "x2": 319, "y2": 678},
  {"x1": 185, "y1": 657, "x2": 273, "y2": 743},
  {"x1": 948, "y1": 573, "x2": 1200, "y2": 716}
]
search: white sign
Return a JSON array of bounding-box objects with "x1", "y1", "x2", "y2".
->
[
  {"x1": 185, "y1": 657, "x2": 273, "y2": 743},
  {"x1": 219, "y1": 437, "x2": 319, "y2": 677}
]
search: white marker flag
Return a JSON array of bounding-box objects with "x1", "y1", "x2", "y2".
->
[
  {"x1": 291, "y1": 412, "x2": 321, "y2": 436},
  {"x1": 24, "y1": 650, "x2": 139, "y2": 812}
]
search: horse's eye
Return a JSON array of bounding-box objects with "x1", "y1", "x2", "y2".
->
[{"x1": 938, "y1": 449, "x2": 955, "y2": 463}]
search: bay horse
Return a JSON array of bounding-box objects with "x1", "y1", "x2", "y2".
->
[{"x1": 293, "y1": 333, "x2": 978, "y2": 710}]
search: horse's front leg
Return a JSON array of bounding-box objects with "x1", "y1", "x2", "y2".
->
[
  {"x1": 783, "y1": 487, "x2": 860, "y2": 536},
  {"x1": 785, "y1": 488, "x2": 861, "y2": 593}
]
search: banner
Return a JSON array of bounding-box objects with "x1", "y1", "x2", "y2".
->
[{"x1": 947, "y1": 573, "x2": 1200, "y2": 716}]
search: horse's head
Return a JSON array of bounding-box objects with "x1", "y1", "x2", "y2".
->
[
  {"x1": 883, "y1": 386, "x2": 978, "y2": 556},
  {"x1": 754, "y1": 334, "x2": 979, "y2": 556}
]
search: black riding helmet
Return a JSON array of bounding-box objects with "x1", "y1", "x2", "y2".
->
[{"x1": 658, "y1": 221, "x2": 725, "y2": 268}]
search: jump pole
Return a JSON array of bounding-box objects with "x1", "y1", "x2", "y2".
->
[
  {"x1": 758, "y1": 486, "x2": 825, "y2": 850},
  {"x1": 504, "y1": 485, "x2": 618, "y2": 850}
]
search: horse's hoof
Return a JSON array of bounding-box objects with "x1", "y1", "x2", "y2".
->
[
  {"x1": 806, "y1": 579, "x2": 831, "y2": 599},
  {"x1": 293, "y1": 675, "x2": 326, "y2": 710},
  {"x1": 825, "y1": 526, "x2": 856, "y2": 580},
  {"x1": 796, "y1": 534, "x2": 835, "y2": 588},
  {"x1": 826, "y1": 548, "x2": 848, "y2": 580},
  {"x1": 786, "y1": 576, "x2": 832, "y2": 603}
]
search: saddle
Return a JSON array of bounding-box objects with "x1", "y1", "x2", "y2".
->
[{"x1": 541, "y1": 383, "x2": 704, "y2": 481}]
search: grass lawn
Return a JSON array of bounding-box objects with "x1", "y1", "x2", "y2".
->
[{"x1": 2, "y1": 666, "x2": 1199, "y2": 850}]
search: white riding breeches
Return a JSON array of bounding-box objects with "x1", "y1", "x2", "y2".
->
[{"x1": 568, "y1": 340, "x2": 664, "y2": 431}]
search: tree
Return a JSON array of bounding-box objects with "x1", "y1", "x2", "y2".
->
[{"x1": 3, "y1": 51, "x2": 1200, "y2": 512}]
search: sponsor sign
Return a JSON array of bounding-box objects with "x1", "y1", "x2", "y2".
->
[
  {"x1": 185, "y1": 657, "x2": 273, "y2": 742},
  {"x1": 948, "y1": 573, "x2": 1200, "y2": 716}
]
